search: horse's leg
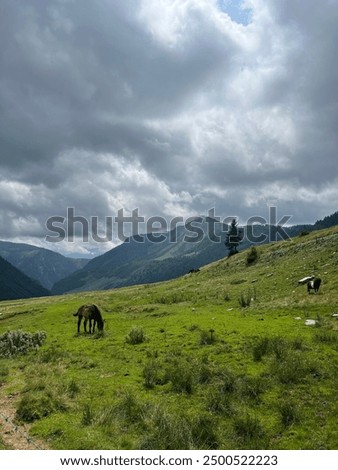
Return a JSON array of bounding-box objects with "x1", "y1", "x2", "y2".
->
[
  {"x1": 92, "y1": 320, "x2": 96, "y2": 333},
  {"x1": 89, "y1": 318, "x2": 92, "y2": 334},
  {"x1": 77, "y1": 316, "x2": 82, "y2": 333},
  {"x1": 84, "y1": 318, "x2": 88, "y2": 333}
]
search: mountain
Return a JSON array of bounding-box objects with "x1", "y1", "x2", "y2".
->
[
  {"x1": 52, "y1": 210, "x2": 338, "y2": 295},
  {"x1": 0, "y1": 241, "x2": 88, "y2": 290},
  {"x1": 52, "y1": 218, "x2": 274, "y2": 294},
  {"x1": 0, "y1": 255, "x2": 49, "y2": 301}
]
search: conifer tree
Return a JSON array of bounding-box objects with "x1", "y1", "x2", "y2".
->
[{"x1": 225, "y1": 218, "x2": 243, "y2": 256}]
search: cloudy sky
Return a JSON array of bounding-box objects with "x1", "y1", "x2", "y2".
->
[{"x1": 0, "y1": 0, "x2": 337, "y2": 257}]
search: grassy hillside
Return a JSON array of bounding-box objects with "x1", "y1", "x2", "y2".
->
[
  {"x1": 0, "y1": 226, "x2": 337, "y2": 450},
  {"x1": 52, "y1": 220, "x2": 273, "y2": 294}
]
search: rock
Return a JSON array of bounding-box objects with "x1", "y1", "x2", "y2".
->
[{"x1": 305, "y1": 319, "x2": 317, "y2": 326}]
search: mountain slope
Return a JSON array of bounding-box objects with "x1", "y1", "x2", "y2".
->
[
  {"x1": 0, "y1": 255, "x2": 49, "y2": 300},
  {"x1": 52, "y1": 211, "x2": 338, "y2": 295},
  {"x1": 0, "y1": 241, "x2": 88, "y2": 290},
  {"x1": 52, "y1": 219, "x2": 272, "y2": 294}
]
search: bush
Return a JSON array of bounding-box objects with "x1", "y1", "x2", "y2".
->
[
  {"x1": 140, "y1": 404, "x2": 190, "y2": 449},
  {"x1": 164, "y1": 359, "x2": 194, "y2": 394},
  {"x1": 207, "y1": 385, "x2": 235, "y2": 416},
  {"x1": 252, "y1": 335, "x2": 288, "y2": 362},
  {"x1": 233, "y1": 413, "x2": 265, "y2": 444},
  {"x1": 238, "y1": 292, "x2": 252, "y2": 308},
  {"x1": 0, "y1": 330, "x2": 46, "y2": 358},
  {"x1": 246, "y1": 246, "x2": 259, "y2": 266},
  {"x1": 81, "y1": 403, "x2": 94, "y2": 426},
  {"x1": 252, "y1": 337, "x2": 270, "y2": 362},
  {"x1": 279, "y1": 400, "x2": 300, "y2": 428},
  {"x1": 16, "y1": 390, "x2": 67, "y2": 423},
  {"x1": 125, "y1": 326, "x2": 147, "y2": 345},
  {"x1": 271, "y1": 352, "x2": 319, "y2": 384},
  {"x1": 238, "y1": 375, "x2": 267, "y2": 402},
  {"x1": 199, "y1": 329, "x2": 216, "y2": 345},
  {"x1": 143, "y1": 360, "x2": 160, "y2": 389},
  {"x1": 314, "y1": 329, "x2": 338, "y2": 344}
]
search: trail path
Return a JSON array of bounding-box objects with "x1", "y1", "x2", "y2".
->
[{"x1": 0, "y1": 384, "x2": 49, "y2": 450}]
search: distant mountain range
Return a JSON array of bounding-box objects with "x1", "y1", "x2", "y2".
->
[
  {"x1": 52, "y1": 211, "x2": 338, "y2": 294},
  {"x1": 0, "y1": 241, "x2": 88, "y2": 290},
  {"x1": 0, "y1": 255, "x2": 49, "y2": 301},
  {"x1": 1, "y1": 211, "x2": 337, "y2": 299}
]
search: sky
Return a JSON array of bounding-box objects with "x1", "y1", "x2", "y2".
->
[{"x1": 0, "y1": 0, "x2": 337, "y2": 257}]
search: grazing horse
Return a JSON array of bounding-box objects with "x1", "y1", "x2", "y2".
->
[
  {"x1": 73, "y1": 304, "x2": 104, "y2": 333},
  {"x1": 307, "y1": 278, "x2": 321, "y2": 294}
]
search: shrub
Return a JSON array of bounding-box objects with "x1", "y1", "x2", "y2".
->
[
  {"x1": 314, "y1": 329, "x2": 338, "y2": 344},
  {"x1": 279, "y1": 400, "x2": 300, "y2": 428},
  {"x1": 81, "y1": 403, "x2": 94, "y2": 426},
  {"x1": 143, "y1": 360, "x2": 160, "y2": 389},
  {"x1": 199, "y1": 329, "x2": 216, "y2": 345},
  {"x1": 164, "y1": 359, "x2": 194, "y2": 394},
  {"x1": 218, "y1": 368, "x2": 237, "y2": 394},
  {"x1": 252, "y1": 335, "x2": 288, "y2": 362},
  {"x1": 207, "y1": 385, "x2": 235, "y2": 416},
  {"x1": 140, "y1": 404, "x2": 190, "y2": 449},
  {"x1": 246, "y1": 246, "x2": 259, "y2": 266},
  {"x1": 233, "y1": 413, "x2": 265, "y2": 444},
  {"x1": 115, "y1": 391, "x2": 143, "y2": 424},
  {"x1": 238, "y1": 375, "x2": 267, "y2": 402},
  {"x1": 252, "y1": 337, "x2": 270, "y2": 362},
  {"x1": 0, "y1": 330, "x2": 46, "y2": 358},
  {"x1": 16, "y1": 390, "x2": 67, "y2": 423},
  {"x1": 271, "y1": 352, "x2": 319, "y2": 384},
  {"x1": 125, "y1": 326, "x2": 147, "y2": 345},
  {"x1": 190, "y1": 413, "x2": 219, "y2": 449},
  {"x1": 196, "y1": 358, "x2": 215, "y2": 384},
  {"x1": 238, "y1": 291, "x2": 253, "y2": 308}
]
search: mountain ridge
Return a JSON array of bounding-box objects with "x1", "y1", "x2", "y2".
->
[
  {"x1": 0, "y1": 241, "x2": 88, "y2": 290},
  {"x1": 0, "y1": 255, "x2": 50, "y2": 301}
]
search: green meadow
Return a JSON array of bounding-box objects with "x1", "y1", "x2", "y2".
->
[{"x1": 0, "y1": 227, "x2": 337, "y2": 450}]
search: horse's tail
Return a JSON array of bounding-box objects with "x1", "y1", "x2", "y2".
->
[{"x1": 73, "y1": 312, "x2": 78, "y2": 317}]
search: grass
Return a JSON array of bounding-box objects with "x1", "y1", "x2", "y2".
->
[{"x1": 0, "y1": 226, "x2": 337, "y2": 449}]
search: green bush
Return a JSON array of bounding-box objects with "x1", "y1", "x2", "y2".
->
[
  {"x1": 252, "y1": 336, "x2": 270, "y2": 362},
  {"x1": 125, "y1": 326, "x2": 147, "y2": 345},
  {"x1": 0, "y1": 330, "x2": 46, "y2": 358},
  {"x1": 164, "y1": 359, "x2": 194, "y2": 394},
  {"x1": 233, "y1": 413, "x2": 265, "y2": 445},
  {"x1": 143, "y1": 359, "x2": 160, "y2": 389},
  {"x1": 238, "y1": 375, "x2": 267, "y2": 402},
  {"x1": 246, "y1": 246, "x2": 259, "y2": 266},
  {"x1": 278, "y1": 400, "x2": 300, "y2": 428},
  {"x1": 16, "y1": 390, "x2": 67, "y2": 423},
  {"x1": 199, "y1": 329, "x2": 216, "y2": 345},
  {"x1": 207, "y1": 385, "x2": 235, "y2": 416}
]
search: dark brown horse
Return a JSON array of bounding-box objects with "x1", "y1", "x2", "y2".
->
[{"x1": 73, "y1": 304, "x2": 104, "y2": 333}]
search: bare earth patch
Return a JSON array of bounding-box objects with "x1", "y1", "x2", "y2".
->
[{"x1": 0, "y1": 384, "x2": 48, "y2": 450}]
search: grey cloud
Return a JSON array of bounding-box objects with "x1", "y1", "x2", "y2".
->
[{"x1": 0, "y1": 0, "x2": 337, "y2": 255}]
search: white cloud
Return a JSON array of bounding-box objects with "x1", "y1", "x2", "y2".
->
[{"x1": 0, "y1": 0, "x2": 337, "y2": 255}]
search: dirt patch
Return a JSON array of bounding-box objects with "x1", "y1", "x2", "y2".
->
[{"x1": 0, "y1": 384, "x2": 49, "y2": 450}]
